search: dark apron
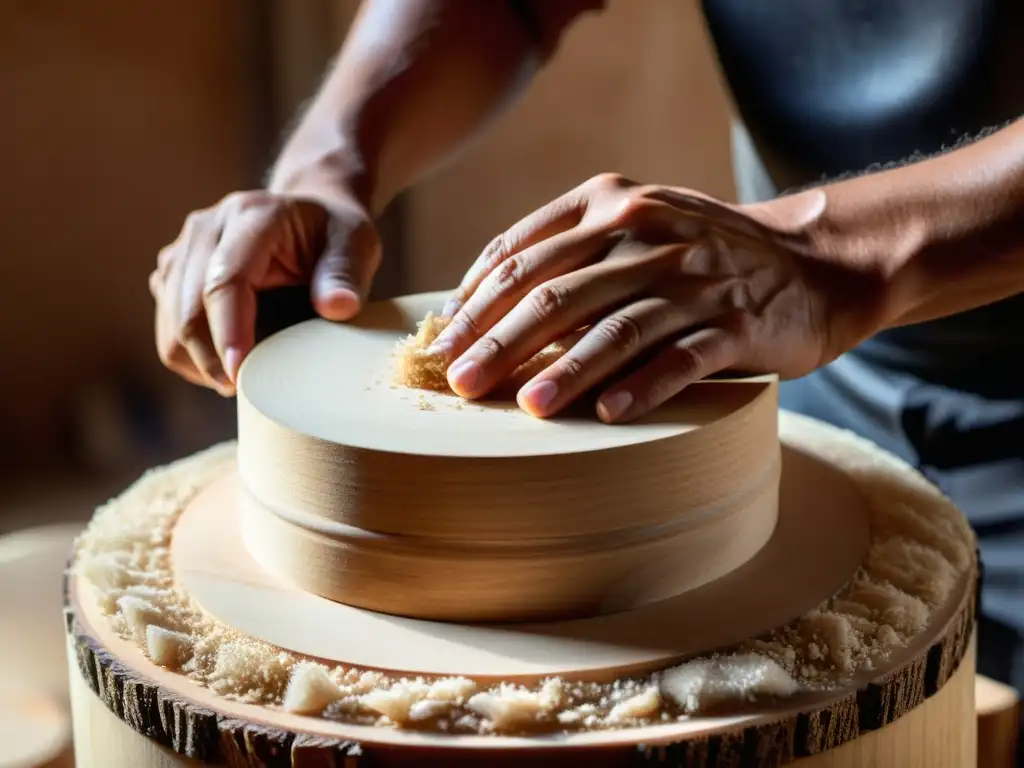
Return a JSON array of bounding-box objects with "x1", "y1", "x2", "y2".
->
[{"x1": 702, "y1": 0, "x2": 1024, "y2": 749}]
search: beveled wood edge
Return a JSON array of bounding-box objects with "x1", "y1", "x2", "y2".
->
[{"x1": 61, "y1": 548, "x2": 980, "y2": 767}]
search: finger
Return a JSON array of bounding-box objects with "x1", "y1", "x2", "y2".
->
[
  {"x1": 517, "y1": 294, "x2": 716, "y2": 417},
  {"x1": 432, "y1": 224, "x2": 609, "y2": 367},
  {"x1": 442, "y1": 190, "x2": 589, "y2": 317},
  {"x1": 154, "y1": 215, "x2": 220, "y2": 388},
  {"x1": 311, "y1": 216, "x2": 381, "y2": 322},
  {"x1": 446, "y1": 248, "x2": 672, "y2": 400},
  {"x1": 203, "y1": 207, "x2": 285, "y2": 383},
  {"x1": 155, "y1": 315, "x2": 209, "y2": 389},
  {"x1": 595, "y1": 320, "x2": 743, "y2": 423},
  {"x1": 167, "y1": 213, "x2": 220, "y2": 341},
  {"x1": 180, "y1": 317, "x2": 233, "y2": 395},
  {"x1": 490, "y1": 327, "x2": 589, "y2": 399}
]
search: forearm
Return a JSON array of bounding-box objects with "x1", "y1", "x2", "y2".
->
[
  {"x1": 267, "y1": 0, "x2": 602, "y2": 214},
  {"x1": 798, "y1": 118, "x2": 1024, "y2": 345}
]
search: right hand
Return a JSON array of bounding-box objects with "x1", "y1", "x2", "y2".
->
[{"x1": 150, "y1": 190, "x2": 381, "y2": 395}]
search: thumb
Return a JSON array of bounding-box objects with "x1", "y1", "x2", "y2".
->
[{"x1": 311, "y1": 216, "x2": 382, "y2": 322}]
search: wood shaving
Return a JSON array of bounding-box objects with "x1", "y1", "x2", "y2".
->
[
  {"x1": 71, "y1": 413, "x2": 974, "y2": 735},
  {"x1": 393, "y1": 312, "x2": 576, "y2": 396},
  {"x1": 394, "y1": 312, "x2": 450, "y2": 391}
]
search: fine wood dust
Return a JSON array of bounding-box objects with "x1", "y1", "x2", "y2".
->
[{"x1": 71, "y1": 413, "x2": 974, "y2": 735}]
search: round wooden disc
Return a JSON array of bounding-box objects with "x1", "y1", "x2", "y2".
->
[
  {"x1": 235, "y1": 290, "x2": 783, "y2": 621},
  {"x1": 66, "y1": 412, "x2": 980, "y2": 767},
  {"x1": 173, "y1": 441, "x2": 868, "y2": 682}
]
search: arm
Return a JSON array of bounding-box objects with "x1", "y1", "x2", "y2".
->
[
  {"x1": 430, "y1": 118, "x2": 1024, "y2": 422},
  {"x1": 771, "y1": 117, "x2": 1024, "y2": 352},
  {"x1": 268, "y1": 0, "x2": 605, "y2": 215},
  {"x1": 153, "y1": 0, "x2": 602, "y2": 392}
]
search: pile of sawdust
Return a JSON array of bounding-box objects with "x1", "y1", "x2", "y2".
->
[
  {"x1": 71, "y1": 413, "x2": 974, "y2": 735},
  {"x1": 394, "y1": 312, "x2": 451, "y2": 391},
  {"x1": 393, "y1": 313, "x2": 576, "y2": 397}
]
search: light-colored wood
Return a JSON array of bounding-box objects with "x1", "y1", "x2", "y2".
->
[
  {"x1": 0, "y1": 687, "x2": 74, "y2": 768},
  {"x1": 236, "y1": 291, "x2": 782, "y2": 622},
  {"x1": 174, "y1": 440, "x2": 868, "y2": 681},
  {"x1": 65, "y1": 406, "x2": 980, "y2": 766},
  {"x1": 0, "y1": 524, "x2": 84, "y2": 704},
  {"x1": 976, "y1": 674, "x2": 1020, "y2": 768},
  {"x1": 68, "y1": 638, "x2": 199, "y2": 768},
  {"x1": 66, "y1": 578, "x2": 977, "y2": 767}
]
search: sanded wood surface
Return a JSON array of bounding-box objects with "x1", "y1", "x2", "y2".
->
[
  {"x1": 236, "y1": 291, "x2": 782, "y2": 622},
  {"x1": 174, "y1": 441, "x2": 867, "y2": 682},
  {"x1": 64, "y1": 405, "x2": 981, "y2": 766},
  {"x1": 66, "y1": 562, "x2": 977, "y2": 767}
]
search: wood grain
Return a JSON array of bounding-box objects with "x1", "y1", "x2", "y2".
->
[
  {"x1": 235, "y1": 291, "x2": 783, "y2": 623},
  {"x1": 172, "y1": 441, "x2": 868, "y2": 682},
  {"x1": 64, "y1": 558, "x2": 978, "y2": 767}
]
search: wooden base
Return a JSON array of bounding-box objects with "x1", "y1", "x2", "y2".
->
[
  {"x1": 65, "y1": 630, "x2": 977, "y2": 768},
  {"x1": 64, "y1": 407, "x2": 985, "y2": 767}
]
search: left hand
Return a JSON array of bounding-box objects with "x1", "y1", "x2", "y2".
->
[{"x1": 429, "y1": 173, "x2": 872, "y2": 423}]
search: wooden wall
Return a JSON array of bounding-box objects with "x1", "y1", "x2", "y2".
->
[
  {"x1": 403, "y1": 0, "x2": 736, "y2": 291},
  {"x1": 0, "y1": 0, "x2": 734, "y2": 476},
  {"x1": 0, "y1": 0, "x2": 268, "y2": 470}
]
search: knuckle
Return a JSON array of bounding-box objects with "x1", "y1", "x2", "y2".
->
[
  {"x1": 474, "y1": 334, "x2": 506, "y2": 359},
  {"x1": 594, "y1": 314, "x2": 644, "y2": 354},
  {"x1": 555, "y1": 353, "x2": 586, "y2": 381},
  {"x1": 609, "y1": 193, "x2": 658, "y2": 229},
  {"x1": 587, "y1": 172, "x2": 631, "y2": 192},
  {"x1": 667, "y1": 344, "x2": 703, "y2": 379},
  {"x1": 156, "y1": 339, "x2": 179, "y2": 368},
  {"x1": 202, "y1": 263, "x2": 239, "y2": 299},
  {"x1": 451, "y1": 309, "x2": 483, "y2": 340},
  {"x1": 526, "y1": 282, "x2": 570, "y2": 322},
  {"x1": 481, "y1": 231, "x2": 511, "y2": 268},
  {"x1": 490, "y1": 254, "x2": 525, "y2": 296},
  {"x1": 183, "y1": 210, "x2": 205, "y2": 230}
]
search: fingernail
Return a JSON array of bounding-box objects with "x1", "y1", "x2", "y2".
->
[
  {"x1": 519, "y1": 380, "x2": 559, "y2": 413},
  {"x1": 597, "y1": 391, "x2": 633, "y2": 422},
  {"x1": 448, "y1": 359, "x2": 481, "y2": 394},
  {"x1": 316, "y1": 283, "x2": 361, "y2": 321},
  {"x1": 224, "y1": 346, "x2": 244, "y2": 383}
]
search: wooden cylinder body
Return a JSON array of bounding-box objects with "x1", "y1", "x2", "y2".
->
[{"x1": 234, "y1": 292, "x2": 783, "y2": 623}]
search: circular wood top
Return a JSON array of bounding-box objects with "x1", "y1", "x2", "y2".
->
[
  {"x1": 234, "y1": 291, "x2": 783, "y2": 621},
  {"x1": 237, "y1": 291, "x2": 774, "y2": 459}
]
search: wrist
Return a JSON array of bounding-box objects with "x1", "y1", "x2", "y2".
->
[
  {"x1": 266, "y1": 117, "x2": 383, "y2": 217},
  {"x1": 745, "y1": 187, "x2": 897, "y2": 362}
]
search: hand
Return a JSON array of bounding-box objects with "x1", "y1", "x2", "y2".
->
[
  {"x1": 430, "y1": 173, "x2": 874, "y2": 423},
  {"x1": 150, "y1": 189, "x2": 381, "y2": 394}
]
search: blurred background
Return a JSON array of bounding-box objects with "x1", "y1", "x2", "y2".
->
[
  {"x1": 0, "y1": 0, "x2": 735, "y2": 534},
  {"x1": 0, "y1": 2, "x2": 733, "y2": 763}
]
